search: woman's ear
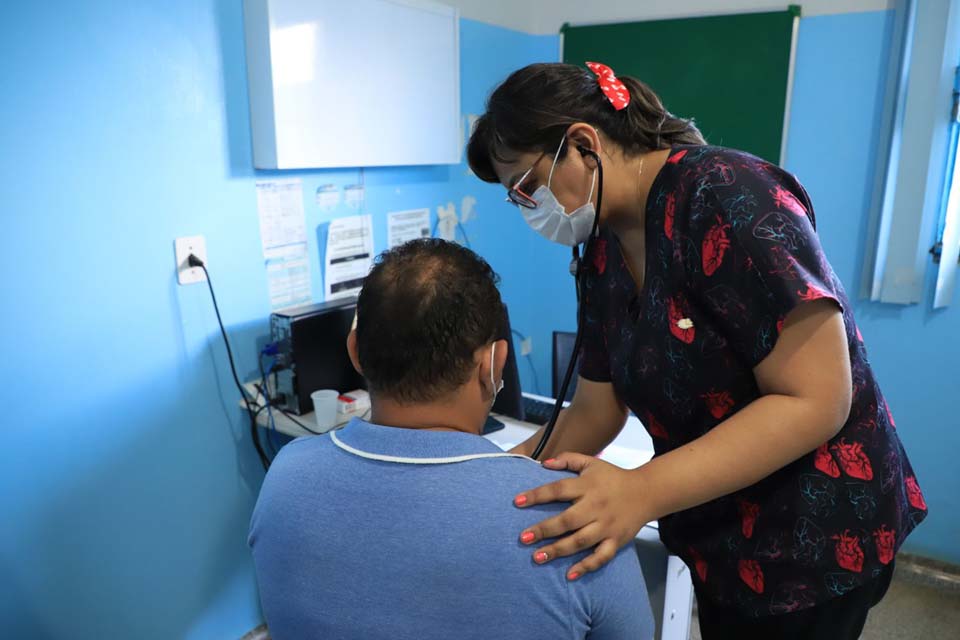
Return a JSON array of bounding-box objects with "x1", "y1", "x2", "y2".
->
[
  {"x1": 565, "y1": 123, "x2": 602, "y2": 162},
  {"x1": 346, "y1": 329, "x2": 363, "y2": 375}
]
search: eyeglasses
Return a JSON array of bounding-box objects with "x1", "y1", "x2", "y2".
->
[{"x1": 505, "y1": 153, "x2": 546, "y2": 209}]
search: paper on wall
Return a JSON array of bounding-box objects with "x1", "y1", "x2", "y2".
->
[
  {"x1": 387, "y1": 208, "x2": 431, "y2": 248},
  {"x1": 460, "y1": 195, "x2": 477, "y2": 224},
  {"x1": 255, "y1": 179, "x2": 312, "y2": 309},
  {"x1": 265, "y1": 244, "x2": 312, "y2": 310},
  {"x1": 344, "y1": 184, "x2": 365, "y2": 210},
  {"x1": 325, "y1": 214, "x2": 374, "y2": 300},
  {"x1": 315, "y1": 184, "x2": 340, "y2": 211},
  {"x1": 255, "y1": 179, "x2": 308, "y2": 259},
  {"x1": 436, "y1": 202, "x2": 458, "y2": 241}
]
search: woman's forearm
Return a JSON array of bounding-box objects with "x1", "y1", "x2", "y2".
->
[
  {"x1": 511, "y1": 404, "x2": 625, "y2": 459},
  {"x1": 632, "y1": 393, "x2": 844, "y2": 524}
]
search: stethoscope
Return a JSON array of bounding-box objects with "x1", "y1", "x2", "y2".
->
[{"x1": 530, "y1": 145, "x2": 604, "y2": 461}]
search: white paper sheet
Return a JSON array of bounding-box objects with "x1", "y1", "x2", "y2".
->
[
  {"x1": 387, "y1": 208, "x2": 431, "y2": 248},
  {"x1": 256, "y1": 179, "x2": 312, "y2": 309},
  {"x1": 436, "y1": 202, "x2": 458, "y2": 241},
  {"x1": 265, "y1": 244, "x2": 312, "y2": 310},
  {"x1": 325, "y1": 214, "x2": 374, "y2": 300},
  {"x1": 255, "y1": 179, "x2": 308, "y2": 259},
  {"x1": 343, "y1": 184, "x2": 365, "y2": 210},
  {"x1": 315, "y1": 184, "x2": 341, "y2": 211},
  {"x1": 460, "y1": 195, "x2": 477, "y2": 224}
]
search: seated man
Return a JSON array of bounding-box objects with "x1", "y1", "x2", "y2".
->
[{"x1": 249, "y1": 239, "x2": 654, "y2": 640}]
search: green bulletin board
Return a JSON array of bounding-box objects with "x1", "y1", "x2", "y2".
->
[{"x1": 562, "y1": 7, "x2": 800, "y2": 164}]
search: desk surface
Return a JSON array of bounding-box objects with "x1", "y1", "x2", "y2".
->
[
  {"x1": 246, "y1": 385, "x2": 655, "y2": 469},
  {"x1": 484, "y1": 403, "x2": 655, "y2": 470}
]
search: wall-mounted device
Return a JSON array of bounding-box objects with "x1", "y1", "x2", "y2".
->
[{"x1": 243, "y1": 0, "x2": 460, "y2": 169}]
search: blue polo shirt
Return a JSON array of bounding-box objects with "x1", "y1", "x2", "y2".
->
[{"x1": 249, "y1": 417, "x2": 654, "y2": 640}]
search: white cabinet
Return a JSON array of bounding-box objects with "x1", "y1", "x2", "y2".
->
[{"x1": 243, "y1": 0, "x2": 461, "y2": 169}]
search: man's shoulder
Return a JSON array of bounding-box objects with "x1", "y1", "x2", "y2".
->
[
  {"x1": 266, "y1": 433, "x2": 331, "y2": 465},
  {"x1": 255, "y1": 435, "x2": 336, "y2": 497},
  {"x1": 487, "y1": 456, "x2": 577, "y2": 483},
  {"x1": 464, "y1": 456, "x2": 577, "y2": 497}
]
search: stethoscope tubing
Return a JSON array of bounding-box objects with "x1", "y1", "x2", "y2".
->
[{"x1": 531, "y1": 145, "x2": 603, "y2": 460}]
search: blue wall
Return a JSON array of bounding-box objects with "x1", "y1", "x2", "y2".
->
[
  {"x1": 0, "y1": 3, "x2": 955, "y2": 638},
  {"x1": 0, "y1": 2, "x2": 557, "y2": 637},
  {"x1": 786, "y1": 10, "x2": 959, "y2": 564}
]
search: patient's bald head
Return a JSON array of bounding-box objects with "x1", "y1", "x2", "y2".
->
[{"x1": 354, "y1": 239, "x2": 505, "y2": 404}]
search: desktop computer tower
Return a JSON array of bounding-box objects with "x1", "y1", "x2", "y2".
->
[{"x1": 270, "y1": 297, "x2": 366, "y2": 415}]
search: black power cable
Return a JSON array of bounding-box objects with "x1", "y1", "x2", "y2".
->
[
  {"x1": 189, "y1": 253, "x2": 270, "y2": 469},
  {"x1": 255, "y1": 353, "x2": 323, "y2": 436},
  {"x1": 256, "y1": 356, "x2": 279, "y2": 455},
  {"x1": 278, "y1": 406, "x2": 323, "y2": 435}
]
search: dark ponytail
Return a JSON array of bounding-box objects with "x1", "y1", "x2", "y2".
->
[{"x1": 467, "y1": 63, "x2": 706, "y2": 184}]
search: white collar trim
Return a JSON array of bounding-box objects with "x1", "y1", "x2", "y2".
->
[{"x1": 330, "y1": 429, "x2": 532, "y2": 465}]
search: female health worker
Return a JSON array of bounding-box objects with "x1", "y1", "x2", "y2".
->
[{"x1": 466, "y1": 62, "x2": 928, "y2": 639}]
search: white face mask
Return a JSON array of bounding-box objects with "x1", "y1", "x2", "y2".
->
[
  {"x1": 521, "y1": 136, "x2": 597, "y2": 247},
  {"x1": 490, "y1": 342, "x2": 504, "y2": 399}
]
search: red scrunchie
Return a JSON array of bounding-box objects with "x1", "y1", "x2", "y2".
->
[{"x1": 586, "y1": 61, "x2": 630, "y2": 111}]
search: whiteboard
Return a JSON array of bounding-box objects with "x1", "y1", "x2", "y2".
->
[{"x1": 244, "y1": 0, "x2": 461, "y2": 169}]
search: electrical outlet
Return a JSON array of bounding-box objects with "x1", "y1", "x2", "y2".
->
[{"x1": 175, "y1": 235, "x2": 207, "y2": 285}]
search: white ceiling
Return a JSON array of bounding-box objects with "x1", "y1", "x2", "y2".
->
[{"x1": 437, "y1": 0, "x2": 894, "y2": 34}]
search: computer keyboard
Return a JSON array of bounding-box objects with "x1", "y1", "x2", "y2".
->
[
  {"x1": 482, "y1": 415, "x2": 506, "y2": 435},
  {"x1": 522, "y1": 396, "x2": 560, "y2": 426}
]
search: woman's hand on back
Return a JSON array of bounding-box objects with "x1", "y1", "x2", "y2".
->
[{"x1": 514, "y1": 453, "x2": 651, "y2": 580}]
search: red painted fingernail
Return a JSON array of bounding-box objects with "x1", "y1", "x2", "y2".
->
[
  {"x1": 567, "y1": 571, "x2": 581, "y2": 581},
  {"x1": 544, "y1": 458, "x2": 557, "y2": 465},
  {"x1": 534, "y1": 551, "x2": 549, "y2": 563},
  {"x1": 514, "y1": 494, "x2": 527, "y2": 506},
  {"x1": 521, "y1": 531, "x2": 535, "y2": 544}
]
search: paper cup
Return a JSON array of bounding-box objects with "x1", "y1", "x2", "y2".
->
[{"x1": 310, "y1": 389, "x2": 340, "y2": 431}]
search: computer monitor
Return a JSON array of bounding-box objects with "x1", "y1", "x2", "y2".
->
[
  {"x1": 491, "y1": 306, "x2": 525, "y2": 422},
  {"x1": 552, "y1": 331, "x2": 580, "y2": 402}
]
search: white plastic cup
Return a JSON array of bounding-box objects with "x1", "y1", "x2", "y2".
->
[{"x1": 310, "y1": 389, "x2": 340, "y2": 431}]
